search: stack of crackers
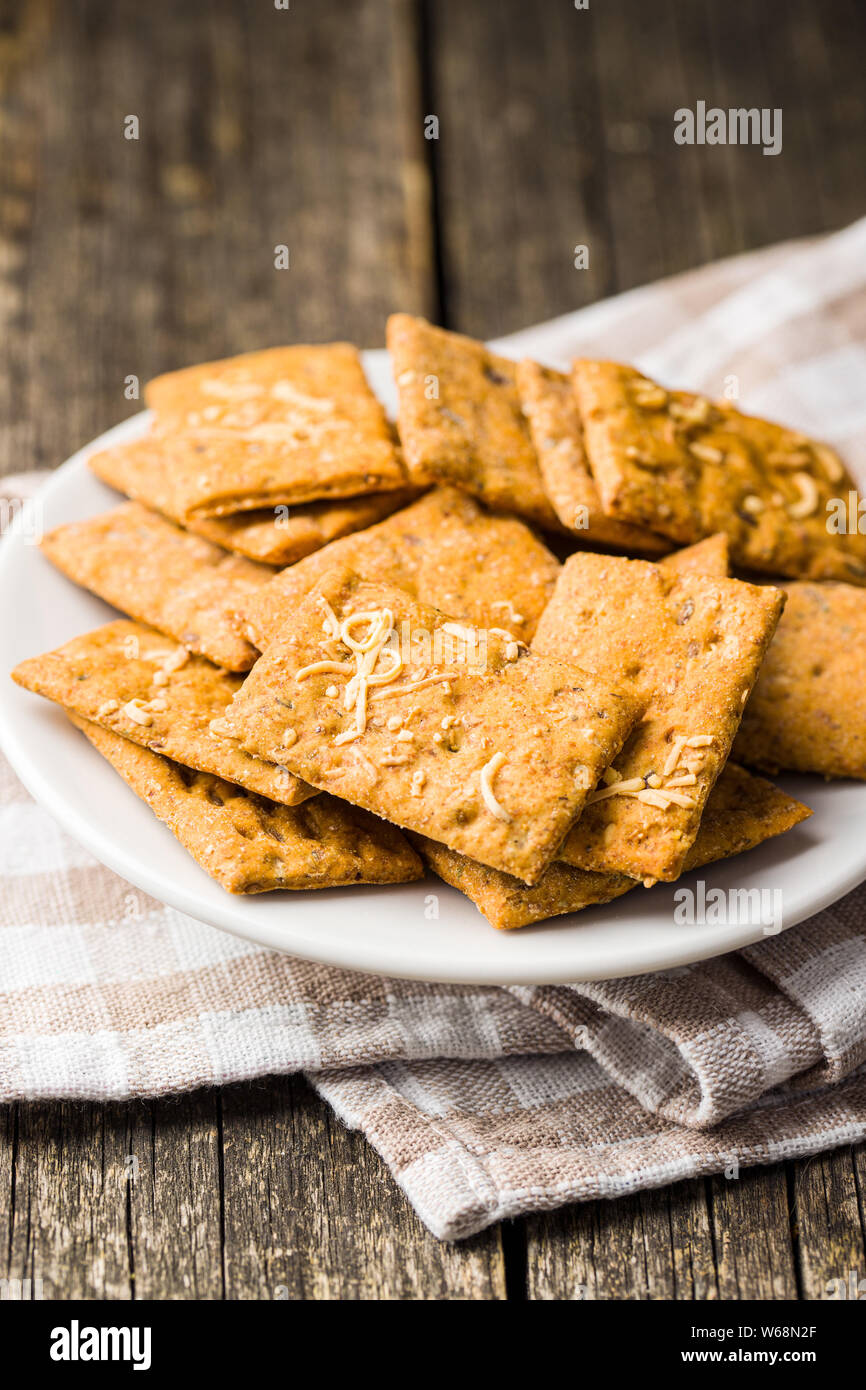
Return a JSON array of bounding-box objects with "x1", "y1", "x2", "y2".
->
[{"x1": 13, "y1": 320, "x2": 866, "y2": 929}]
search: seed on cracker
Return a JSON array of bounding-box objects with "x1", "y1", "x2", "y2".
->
[
  {"x1": 733, "y1": 581, "x2": 866, "y2": 780},
  {"x1": 415, "y1": 764, "x2": 810, "y2": 930}
]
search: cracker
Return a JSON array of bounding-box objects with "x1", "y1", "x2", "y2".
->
[
  {"x1": 679, "y1": 761, "x2": 811, "y2": 865},
  {"x1": 387, "y1": 315, "x2": 561, "y2": 530},
  {"x1": 144, "y1": 343, "x2": 406, "y2": 517},
  {"x1": 572, "y1": 358, "x2": 866, "y2": 583},
  {"x1": 533, "y1": 552, "x2": 785, "y2": 882},
  {"x1": 412, "y1": 834, "x2": 632, "y2": 930},
  {"x1": 416, "y1": 763, "x2": 810, "y2": 929},
  {"x1": 236, "y1": 485, "x2": 561, "y2": 651},
  {"x1": 41, "y1": 502, "x2": 272, "y2": 671},
  {"x1": 89, "y1": 436, "x2": 420, "y2": 566},
  {"x1": 733, "y1": 582, "x2": 866, "y2": 780},
  {"x1": 660, "y1": 533, "x2": 729, "y2": 578},
  {"x1": 12, "y1": 620, "x2": 315, "y2": 806},
  {"x1": 516, "y1": 358, "x2": 667, "y2": 552},
  {"x1": 69, "y1": 715, "x2": 422, "y2": 894},
  {"x1": 221, "y1": 568, "x2": 643, "y2": 884}
]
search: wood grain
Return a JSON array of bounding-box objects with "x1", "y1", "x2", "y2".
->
[
  {"x1": 3, "y1": 1101, "x2": 137, "y2": 1300},
  {"x1": 220, "y1": 1077, "x2": 505, "y2": 1301},
  {"x1": 425, "y1": 0, "x2": 866, "y2": 335},
  {"x1": 791, "y1": 1146, "x2": 866, "y2": 1300},
  {"x1": 0, "y1": 0, "x2": 432, "y2": 479},
  {"x1": 1, "y1": 1083, "x2": 506, "y2": 1299},
  {"x1": 524, "y1": 1155, "x2": 866, "y2": 1301},
  {"x1": 707, "y1": 1166, "x2": 798, "y2": 1300},
  {"x1": 525, "y1": 1180, "x2": 719, "y2": 1301},
  {"x1": 125, "y1": 1094, "x2": 224, "y2": 1301},
  {"x1": 424, "y1": 0, "x2": 616, "y2": 336}
]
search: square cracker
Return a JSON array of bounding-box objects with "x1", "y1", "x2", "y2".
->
[
  {"x1": 220, "y1": 568, "x2": 643, "y2": 884},
  {"x1": 235, "y1": 485, "x2": 561, "y2": 651},
  {"x1": 416, "y1": 763, "x2": 810, "y2": 929},
  {"x1": 12, "y1": 620, "x2": 315, "y2": 806},
  {"x1": 572, "y1": 358, "x2": 866, "y2": 584},
  {"x1": 387, "y1": 314, "x2": 562, "y2": 530},
  {"x1": 41, "y1": 502, "x2": 272, "y2": 671},
  {"x1": 89, "y1": 436, "x2": 419, "y2": 566},
  {"x1": 144, "y1": 344, "x2": 406, "y2": 518},
  {"x1": 70, "y1": 716, "x2": 422, "y2": 894},
  {"x1": 733, "y1": 581, "x2": 866, "y2": 780},
  {"x1": 533, "y1": 552, "x2": 785, "y2": 882},
  {"x1": 515, "y1": 359, "x2": 667, "y2": 552}
]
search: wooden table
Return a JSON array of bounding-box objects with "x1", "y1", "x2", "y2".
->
[{"x1": 2, "y1": 0, "x2": 865, "y2": 1300}]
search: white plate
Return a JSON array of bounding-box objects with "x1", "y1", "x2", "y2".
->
[{"x1": 1, "y1": 350, "x2": 864, "y2": 985}]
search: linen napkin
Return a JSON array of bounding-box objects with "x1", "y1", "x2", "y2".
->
[{"x1": 3, "y1": 219, "x2": 866, "y2": 1241}]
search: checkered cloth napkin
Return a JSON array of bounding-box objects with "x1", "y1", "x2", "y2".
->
[{"x1": 4, "y1": 219, "x2": 866, "y2": 1241}]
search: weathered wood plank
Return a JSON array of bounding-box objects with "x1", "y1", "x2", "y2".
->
[
  {"x1": 524, "y1": 1152, "x2": 866, "y2": 1302},
  {"x1": 525, "y1": 1180, "x2": 718, "y2": 1301},
  {"x1": 525, "y1": 1163, "x2": 800, "y2": 1303},
  {"x1": 594, "y1": 0, "x2": 866, "y2": 279},
  {"x1": 1, "y1": 1081, "x2": 508, "y2": 1301},
  {"x1": 668, "y1": 0, "x2": 866, "y2": 252},
  {"x1": 525, "y1": 1162, "x2": 800, "y2": 1302},
  {"x1": 791, "y1": 1146, "x2": 866, "y2": 1301},
  {"x1": 2, "y1": 1102, "x2": 134, "y2": 1299},
  {"x1": 125, "y1": 1094, "x2": 224, "y2": 1301},
  {"x1": 424, "y1": 0, "x2": 615, "y2": 337},
  {"x1": 427, "y1": 0, "x2": 866, "y2": 336},
  {"x1": 0, "y1": 0, "x2": 432, "y2": 480},
  {"x1": 707, "y1": 1165, "x2": 798, "y2": 1300},
  {"x1": 219, "y1": 1076, "x2": 506, "y2": 1300},
  {"x1": 1, "y1": 1096, "x2": 226, "y2": 1301}
]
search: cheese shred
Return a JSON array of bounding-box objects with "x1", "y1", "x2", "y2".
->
[{"x1": 479, "y1": 752, "x2": 512, "y2": 823}]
